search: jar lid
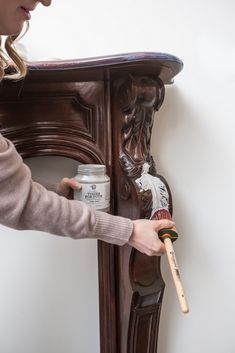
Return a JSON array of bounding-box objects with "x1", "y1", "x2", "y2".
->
[{"x1": 77, "y1": 164, "x2": 106, "y2": 175}]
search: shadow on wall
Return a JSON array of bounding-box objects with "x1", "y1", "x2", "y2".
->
[
  {"x1": 151, "y1": 87, "x2": 193, "y2": 353},
  {"x1": 151, "y1": 85, "x2": 222, "y2": 353}
]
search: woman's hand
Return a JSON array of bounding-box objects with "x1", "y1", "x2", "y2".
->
[
  {"x1": 56, "y1": 177, "x2": 81, "y2": 198},
  {"x1": 128, "y1": 219, "x2": 175, "y2": 256}
]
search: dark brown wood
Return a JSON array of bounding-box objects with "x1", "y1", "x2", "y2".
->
[
  {"x1": 111, "y1": 75, "x2": 170, "y2": 353},
  {"x1": 0, "y1": 52, "x2": 183, "y2": 353}
]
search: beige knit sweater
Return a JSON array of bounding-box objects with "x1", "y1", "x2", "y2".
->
[{"x1": 0, "y1": 133, "x2": 133, "y2": 245}]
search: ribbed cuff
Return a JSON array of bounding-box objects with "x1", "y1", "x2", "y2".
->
[{"x1": 93, "y1": 210, "x2": 133, "y2": 246}]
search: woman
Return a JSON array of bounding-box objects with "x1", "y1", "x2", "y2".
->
[{"x1": 0, "y1": 0, "x2": 174, "y2": 256}]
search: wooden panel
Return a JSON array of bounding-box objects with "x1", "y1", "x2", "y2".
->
[{"x1": 0, "y1": 80, "x2": 108, "y2": 163}]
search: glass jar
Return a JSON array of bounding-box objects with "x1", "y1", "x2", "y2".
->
[{"x1": 74, "y1": 164, "x2": 110, "y2": 212}]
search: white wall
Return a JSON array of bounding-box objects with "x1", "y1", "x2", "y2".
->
[
  {"x1": 1, "y1": 0, "x2": 235, "y2": 352},
  {"x1": 0, "y1": 157, "x2": 100, "y2": 353}
]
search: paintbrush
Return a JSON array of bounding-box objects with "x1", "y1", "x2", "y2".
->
[{"x1": 151, "y1": 208, "x2": 189, "y2": 313}]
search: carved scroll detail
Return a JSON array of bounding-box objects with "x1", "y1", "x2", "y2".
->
[{"x1": 114, "y1": 75, "x2": 165, "y2": 178}]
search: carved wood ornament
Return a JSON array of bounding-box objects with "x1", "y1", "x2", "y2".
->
[{"x1": 0, "y1": 52, "x2": 183, "y2": 353}]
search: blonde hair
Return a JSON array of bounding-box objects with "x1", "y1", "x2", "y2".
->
[{"x1": 0, "y1": 23, "x2": 28, "y2": 81}]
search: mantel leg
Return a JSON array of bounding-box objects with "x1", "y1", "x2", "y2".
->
[{"x1": 111, "y1": 75, "x2": 169, "y2": 353}]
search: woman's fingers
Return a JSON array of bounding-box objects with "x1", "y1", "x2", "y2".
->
[
  {"x1": 152, "y1": 219, "x2": 175, "y2": 232},
  {"x1": 128, "y1": 218, "x2": 177, "y2": 257},
  {"x1": 62, "y1": 178, "x2": 81, "y2": 190},
  {"x1": 56, "y1": 178, "x2": 81, "y2": 197}
]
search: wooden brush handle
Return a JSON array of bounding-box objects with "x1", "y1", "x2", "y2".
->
[
  {"x1": 151, "y1": 208, "x2": 189, "y2": 313},
  {"x1": 164, "y1": 237, "x2": 189, "y2": 313}
]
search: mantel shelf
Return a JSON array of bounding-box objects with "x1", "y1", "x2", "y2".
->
[{"x1": 25, "y1": 52, "x2": 183, "y2": 83}]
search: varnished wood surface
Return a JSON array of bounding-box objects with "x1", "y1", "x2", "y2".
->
[
  {"x1": 5, "y1": 52, "x2": 183, "y2": 83},
  {"x1": 0, "y1": 52, "x2": 183, "y2": 353}
]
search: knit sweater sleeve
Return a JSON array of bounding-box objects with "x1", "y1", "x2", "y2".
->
[{"x1": 0, "y1": 133, "x2": 133, "y2": 245}]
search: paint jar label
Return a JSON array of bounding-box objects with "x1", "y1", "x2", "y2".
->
[{"x1": 74, "y1": 182, "x2": 110, "y2": 212}]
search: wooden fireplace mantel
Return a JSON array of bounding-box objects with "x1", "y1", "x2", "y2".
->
[{"x1": 0, "y1": 52, "x2": 183, "y2": 353}]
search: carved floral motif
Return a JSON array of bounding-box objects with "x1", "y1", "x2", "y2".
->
[{"x1": 115, "y1": 75, "x2": 165, "y2": 178}]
